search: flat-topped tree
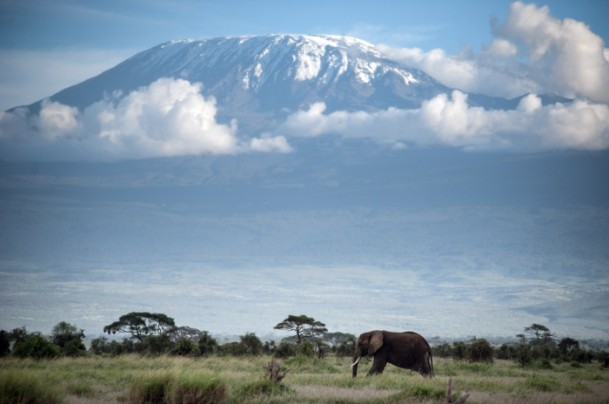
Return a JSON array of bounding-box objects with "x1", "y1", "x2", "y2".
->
[
  {"x1": 103, "y1": 312, "x2": 176, "y2": 342},
  {"x1": 274, "y1": 314, "x2": 327, "y2": 344}
]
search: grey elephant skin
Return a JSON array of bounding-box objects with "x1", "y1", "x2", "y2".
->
[{"x1": 352, "y1": 330, "x2": 434, "y2": 378}]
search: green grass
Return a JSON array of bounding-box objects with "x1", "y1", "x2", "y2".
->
[
  {"x1": 0, "y1": 356, "x2": 608, "y2": 403},
  {"x1": 0, "y1": 369, "x2": 64, "y2": 404}
]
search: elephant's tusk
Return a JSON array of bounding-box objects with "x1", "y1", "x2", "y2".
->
[{"x1": 351, "y1": 356, "x2": 361, "y2": 367}]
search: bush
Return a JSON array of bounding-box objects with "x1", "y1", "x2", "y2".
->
[
  {"x1": 496, "y1": 343, "x2": 513, "y2": 360},
  {"x1": 0, "y1": 331, "x2": 10, "y2": 357},
  {"x1": 335, "y1": 338, "x2": 354, "y2": 357},
  {"x1": 51, "y1": 321, "x2": 86, "y2": 356},
  {"x1": 64, "y1": 339, "x2": 86, "y2": 357},
  {"x1": 144, "y1": 334, "x2": 174, "y2": 355},
  {"x1": 433, "y1": 343, "x2": 452, "y2": 358},
  {"x1": 240, "y1": 332, "x2": 263, "y2": 355},
  {"x1": 12, "y1": 334, "x2": 61, "y2": 360},
  {"x1": 274, "y1": 341, "x2": 296, "y2": 358},
  {"x1": 90, "y1": 337, "x2": 110, "y2": 355},
  {"x1": 218, "y1": 342, "x2": 246, "y2": 356},
  {"x1": 197, "y1": 331, "x2": 218, "y2": 356},
  {"x1": 468, "y1": 339, "x2": 494, "y2": 363},
  {"x1": 452, "y1": 341, "x2": 467, "y2": 360},
  {"x1": 173, "y1": 337, "x2": 197, "y2": 356},
  {"x1": 295, "y1": 341, "x2": 315, "y2": 357},
  {"x1": 515, "y1": 343, "x2": 533, "y2": 367}
]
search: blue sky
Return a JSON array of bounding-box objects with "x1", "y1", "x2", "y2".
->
[{"x1": 1, "y1": 0, "x2": 608, "y2": 110}]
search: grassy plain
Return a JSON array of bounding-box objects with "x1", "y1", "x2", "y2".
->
[{"x1": 1, "y1": 355, "x2": 608, "y2": 403}]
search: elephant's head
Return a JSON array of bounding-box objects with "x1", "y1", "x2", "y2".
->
[{"x1": 352, "y1": 331, "x2": 383, "y2": 377}]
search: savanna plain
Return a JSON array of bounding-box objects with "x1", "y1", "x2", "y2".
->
[{"x1": 2, "y1": 355, "x2": 609, "y2": 403}]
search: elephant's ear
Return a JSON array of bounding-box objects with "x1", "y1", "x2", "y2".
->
[{"x1": 368, "y1": 331, "x2": 384, "y2": 355}]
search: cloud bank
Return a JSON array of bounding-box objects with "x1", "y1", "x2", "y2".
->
[
  {"x1": 0, "y1": 78, "x2": 292, "y2": 160},
  {"x1": 279, "y1": 92, "x2": 609, "y2": 151},
  {"x1": 275, "y1": 1, "x2": 609, "y2": 152},
  {"x1": 379, "y1": 1, "x2": 609, "y2": 103}
]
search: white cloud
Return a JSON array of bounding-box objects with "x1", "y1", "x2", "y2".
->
[
  {"x1": 493, "y1": 1, "x2": 609, "y2": 103},
  {"x1": 248, "y1": 135, "x2": 293, "y2": 153},
  {"x1": 378, "y1": 1, "x2": 609, "y2": 103},
  {"x1": 378, "y1": 44, "x2": 538, "y2": 100},
  {"x1": 37, "y1": 100, "x2": 80, "y2": 140},
  {"x1": 0, "y1": 78, "x2": 292, "y2": 160},
  {"x1": 278, "y1": 92, "x2": 609, "y2": 152}
]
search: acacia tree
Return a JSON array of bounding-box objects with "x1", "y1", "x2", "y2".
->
[
  {"x1": 103, "y1": 312, "x2": 176, "y2": 342},
  {"x1": 274, "y1": 314, "x2": 327, "y2": 344},
  {"x1": 525, "y1": 324, "x2": 553, "y2": 344},
  {"x1": 558, "y1": 337, "x2": 580, "y2": 358}
]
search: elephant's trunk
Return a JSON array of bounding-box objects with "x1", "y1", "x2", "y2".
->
[{"x1": 352, "y1": 350, "x2": 361, "y2": 377}]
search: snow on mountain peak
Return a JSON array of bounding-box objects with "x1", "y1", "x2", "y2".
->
[
  {"x1": 25, "y1": 33, "x2": 449, "y2": 133},
  {"x1": 150, "y1": 34, "x2": 405, "y2": 88}
]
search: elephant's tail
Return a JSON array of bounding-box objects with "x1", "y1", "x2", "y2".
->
[{"x1": 427, "y1": 349, "x2": 434, "y2": 378}]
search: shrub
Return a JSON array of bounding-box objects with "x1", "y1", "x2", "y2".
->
[
  {"x1": 0, "y1": 370, "x2": 63, "y2": 403},
  {"x1": 218, "y1": 341, "x2": 246, "y2": 356},
  {"x1": 89, "y1": 337, "x2": 110, "y2": 355},
  {"x1": 173, "y1": 337, "x2": 197, "y2": 356},
  {"x1": 433, "y1": 343, "x2": 452, "y2": 358},
  {"x1": 51, "y1": 321, "x2": 86, "y2": 356},
  {"x1": 196, "y1": 331, "x2": 218, "y2": 356},
  {"x1": 240, "y1": 332, "x2": 263, "y2": 355},
  {"x1": 452, "y1": 341, "x2": 467, "y2": 360},
  {"x1": 295, "y1": 341, "x2": 315, "y2": 357},
  {"x1": 12, "y1": 334, "x2": 61, "y2": 359},
  {"x1": 144, "y1": 334, "x2": 174, "y2": 355},
  {"x1": 468, "y1": 339, "x2": 494, "y2": 363},
  {"x1": 496, "y1": 343, "x2": 513, "y2": 360},
  {"x1": 0, "y1": 331, "x2": 10, "y2": 357},
  {"x1": 64, "y1": 339, "x2": 86, "y2": 357},
  {"x1": 335, "y1": 338, "x2": 354, "y2": 357},
  {"x1": 597, "y1": 351, "x2": 609, "y2": 368},
  {"x1": 515, "y1": 343, "x2": 532, "y2": 367},
  {"x1": 274, "y1": 341, "x2": 296, "y2": 358}
]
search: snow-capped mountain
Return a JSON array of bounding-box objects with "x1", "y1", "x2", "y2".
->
[{"x1": 34, "y1": 34, "x2": 459, "y2": 133}]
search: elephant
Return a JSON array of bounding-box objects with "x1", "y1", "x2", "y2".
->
[{"x1": 351, "y1": 330, "x2": 434, "y2": 378}]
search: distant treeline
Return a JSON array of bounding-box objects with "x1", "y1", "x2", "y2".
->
[{"x1": 2, "y1": 313, "x2": 608, "y2": 369}]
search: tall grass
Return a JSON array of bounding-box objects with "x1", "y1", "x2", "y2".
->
[
  {"x1": 128, "y1": 371, "x2": 227, "y2": 403},
  {"x1": 0, "y1": 355, "x2": 607, "y2": 403},
  {"x1": 0, "y1": 369, "x2": 64, "y2": 404}
]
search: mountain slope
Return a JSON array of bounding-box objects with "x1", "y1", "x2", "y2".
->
[{"x1": 34, "y1": 35, "x2": 457, "y2": 131}]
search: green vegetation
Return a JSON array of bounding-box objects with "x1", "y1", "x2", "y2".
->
[
  {"x1": 2, "y1": 316, "x2": 608, "y2": 402},
  {"x1": 1, "y1": 355, "x2": 608, "y2": 403}
]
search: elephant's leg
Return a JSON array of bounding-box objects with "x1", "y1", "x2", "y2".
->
[
  {"x1": 420, "y1": 352, "x2": 433, "y2": 377},
  {"x1": 367, "y1": 355, "x2": 387, "y2": 376}
]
